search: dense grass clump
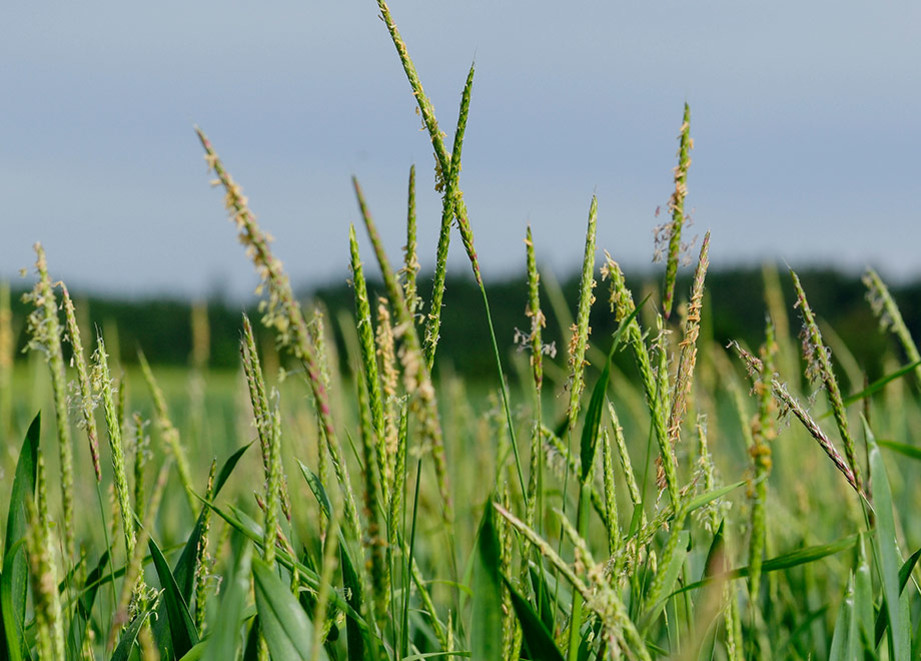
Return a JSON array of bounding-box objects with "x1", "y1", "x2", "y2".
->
[{"x1": 3, "y1": 2, "x2": 921, "y2": 659}]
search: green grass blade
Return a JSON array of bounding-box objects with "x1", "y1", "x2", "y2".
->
[
  {"x1": 110, "y1": 598, "x2": 159, "y2": 661},
  {"x1": 876, "y1": 439, "x2": 921, "y2": 461},
  {"x1": 201, "y1": 537, "x2": 252, "y2": 661},
  {"x1": 672, "y1": 533, "x2": 859, "y2": 597},
  {"x1": 253, "y1": 555, "x2": 328, "y2": 661},
  {"x1": 865, "y1": 417, "x2": 909, "y2": 660},
  {"x1": 177, "y1": 641, "x2": 208, "y2": 661},
  {"x1": 580, "y1": 356, "x2": 611, "y2": 484},
  {"x1": 685, "y1": 481, "x2": 745, "y2": 515},
  {"x1": 502, "y1": 574, "x2": 565, "y2": 661},
  {"x1": 873, "y1": 539, "x2": 921, "y2": 646},
  {"x1": 528, "y1": 564, "x2": 557, "y2": 633},
  {"x1": 702, "y1": 520, "x2": 727, "y2": 580},
  {"x1": 149, "y1": 536, "x2": 200, "y2": 658},
  {"x1": 640, "y1": 530, "x2": 690, "y2": 631},
  {"x1": 828, "y1": 575, "x2": 854, "y2": 661},
  {"x1": 68, "y1": 550, "x2": 109, "y2": 659},
  {"x1": 340, "y1": 540, "x2": 366, "y2": 661},
  {"x1": 298, "y1": 460, "x2": 332, "y2": 520},
  {"x1": 0, "y1": 412, "x2": 40, "y2": 661},
  {"x1": 853, "y1": 536, "x2": 874, "y2": 653},
  {"x1": 840, "y1": 360, "x2": 921, "y2": 409},
  {"x1": 470, "y1": 503, "x2": 503, "y2": 661},
  {"x1": 174, "y1": 442, "x2": 251, "y2": 600}
]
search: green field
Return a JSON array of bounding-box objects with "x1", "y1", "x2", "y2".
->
[{"x1": 3, "y1": 3, "x2": 921, "y2": 660}]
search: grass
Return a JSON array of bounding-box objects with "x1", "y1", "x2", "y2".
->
[{"x1": 3, "y1": 2, "x2": 921, "y2": 659}]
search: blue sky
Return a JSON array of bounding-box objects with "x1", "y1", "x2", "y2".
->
[{"x1": 3, "y1": 1, "x2": 919, "y2": 297}]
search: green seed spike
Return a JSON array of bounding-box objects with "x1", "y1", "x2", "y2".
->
[
  {"x1": 662, "y1": 102, "x2": 692, "y2": 320},
  {"x1": 23, "y1": 244, "x2": 75, "y2": 560},
  {"x1": 96, "y1": 335, "x2": 136, "y2": 557},
  {"x1": 566, "y1": 196, "x2": 598, "y2": 434},
  {"x1": 425, "y1": 62, "x2": 475, "y2": 370},
  {"x1": 349, "y1": 225, "x2": 388, "y2": 499},
  {"x1": 61, "y1": 284, "x2": 102, "y2": 482},
  {"x1": 352, "y1": 176, "x2": 454, "y2": 524}
]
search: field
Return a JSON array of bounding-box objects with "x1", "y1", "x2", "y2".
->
[{"x1": 3, "y1": 2, "x2": 921, "y2": 660}]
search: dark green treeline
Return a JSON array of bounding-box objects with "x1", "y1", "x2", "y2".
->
[{"x1": 5, "y1": 266, "x2": 916, "y2": 383}]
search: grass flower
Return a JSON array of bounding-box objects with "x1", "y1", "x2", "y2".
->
[{"x1": 23, "y1": 244, "x2": 76, "y2": 559}]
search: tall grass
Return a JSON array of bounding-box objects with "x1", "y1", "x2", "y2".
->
[{"x1": 3, "y1": 3, "x2": 921, "y2": 660}]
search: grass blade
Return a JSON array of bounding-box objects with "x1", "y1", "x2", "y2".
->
[
  {"x1": 865, "y1": 417, "x2": 909, "y2": 659},
  {"x1": 67, "y1": 550, "x2": 109, "y2": 659},
  {"x1": 252, "y1": 555, "x2": 328, "y2": 661},
  {"x1": 470, "y1": 503, "x2": 503, "y2": 661},
  {"x1": 111, "y1": 598, "x2": 159, "y2": 661},
  {"x1": 149, "y1": 536, "x2": 200, "y2": 658},
  {"x1": 0, "y1": 412, "x2": 40, "y2": 661},
  {"x1": 201, "y1": 537, "x2": 252, "y2": 661},
  {"x1": 502, "y1": 574, "x2": 565, "y2": 661},
  {"x1": 672, "y1": 533, "x2": 859, "y2": 597},
  {"x1": 877, "y1": 439, "x2": 921, "y2": 461}
]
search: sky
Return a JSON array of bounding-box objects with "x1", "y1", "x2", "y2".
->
[{"x1": 3, "y1": 1, "x2": 920, "y2": 299}]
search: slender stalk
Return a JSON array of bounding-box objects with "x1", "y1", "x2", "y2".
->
[{"x1": 95, "y1": 335, "x2": 135, "y2": 557}]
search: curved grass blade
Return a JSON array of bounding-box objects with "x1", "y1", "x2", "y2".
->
[
  {"x1": 502, "y1": 574, "x2": 564, "y2": 661},
  {"x1": 149, "y1": 536, "x2": 199, "y2": 659},
  {"x1": 298, "y1": 460, "x2": 332, "y2": 520},
  {"x1": 470, "y1": 503, "x2": 503, "y2": 661},
  {"x1": 874, "y1": 545, "x2": 921, "y2": 645},
  {"x1": 111, "y1": 598, "x2": 159, "y2": 661},
  {"x1": 340, "y1": 538, "x2": 376, "y2": 661},
  {"x1": 839, "y1": 360, "x2": 921, "y2": 410},
  {"x1": 640, "y1": 530, "x2": 690, "y2": 632},
  {"x1": 853, "y1": 537, "x2": 874, "y2": 653},
  {"x1": 252, "y1": 556, "x2": 328, "y2": 661},
  {"x1": 177, "y1": 641, "x2": 208, "y2": 661},
  {"x1": 877, "y1": 439, "x2": 921, "y2": 461},
  {"x1": 685, "y1": 481, "x2": 745, "y2": 516},
  {"x1": 153, "y1": 444, "x2": 251, "y2": 656},
  {"x1": 672, "y1": 533, "x2": 859, "y2": 597},
  {"x1": 828, "y1": 575, "x2": 856, "y2": 661},
  {"x1": 201, "y1": 537, "x2": 252, "y2": 661},
  {"x1": 865, "y1": 417, "x2": 909, "y2": 659},
  {"x1": 68, "y1": 550, "x2": 109, "y2": 658},
  {"x1": 0, "y1": 412, "x2": 40, "y2": 661},
  {"x1": 173, "y1": 442, "x2": 251, "y2": 600}
]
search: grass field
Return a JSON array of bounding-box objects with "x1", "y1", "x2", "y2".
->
[{"x1": 3, "y1": 2, "x2": 921, "y2": 659}]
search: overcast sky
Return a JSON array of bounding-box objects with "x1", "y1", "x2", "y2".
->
[{"x1": 3, "y1": 1, "x2": 919, "y2": 298}]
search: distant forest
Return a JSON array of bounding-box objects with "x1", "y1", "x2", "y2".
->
[{"x1": 6, "y1": 266, "x2": 920, "y2": 382}]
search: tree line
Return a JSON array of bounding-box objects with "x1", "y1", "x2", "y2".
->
[{"x1": 5, "y1": 265, "x2": 916, "y2": 383}]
